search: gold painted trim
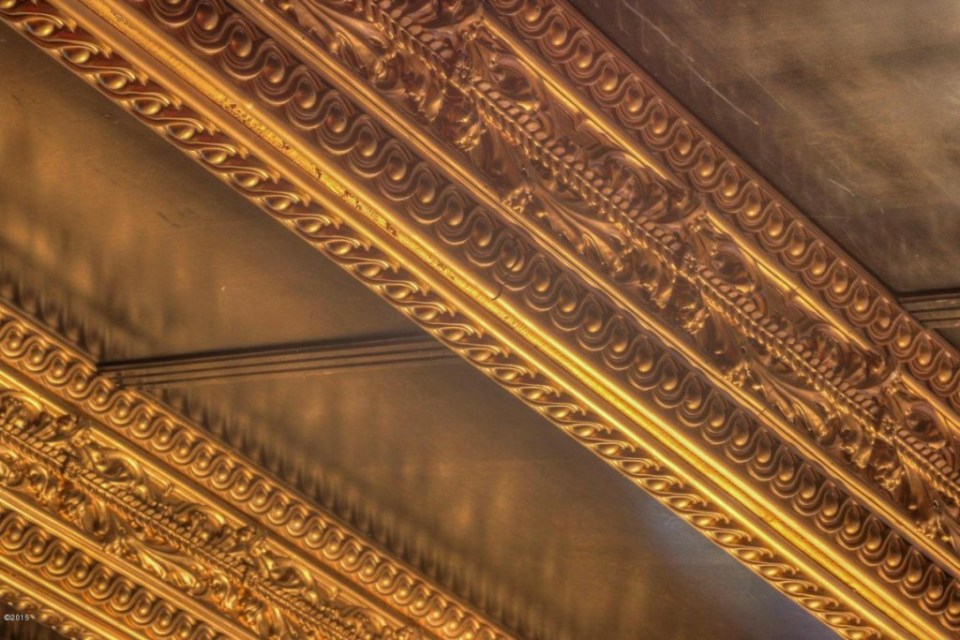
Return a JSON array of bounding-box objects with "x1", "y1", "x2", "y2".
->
[
  {"x1": 3, "y1": 0, "x2": 960, "y2": 638},
  {"x1": 0, "y1": 6, "x2": 514, "y2": 634},
  {"x1": 234, "y1": 0, "x2": 960, "y2": 590},
  {"x1": 0, "y1": 562, "x2": 107, "y2": 639},
  {"x1": 0, "y1": 2, "x2": 873, "y2": 637},
  {"x1": 0, "y1": 380, "x2": 428, "y2": 640}
]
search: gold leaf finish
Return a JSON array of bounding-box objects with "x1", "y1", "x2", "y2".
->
[{"x1": 1, "y1": 0, "x2": 959, "y2": 638}]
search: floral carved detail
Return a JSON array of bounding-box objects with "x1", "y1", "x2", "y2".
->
[
  {"x1": 0, "y1": 4, "x2": 514, "y2": 638},
  {"x1": 484, "y1": 0, "x2": 960, "y2": 422},
  {"x1": 113, "y1": 3, "x2": 960, "y2": 633},
  {"x1": 479, "y1": 0, "x2": 960, "y2": 542},
  {"x1": 0, "y1": 395, "x2": 417, "y2": 640},
  {"x1": 1, "y1": 0, "x2": 954, "y2": 638},
  {"x1": 258, "y1": 0, "x2": 960, "y2": 573},
  {"x1": 0, "y1": 502, "x2": 221, "y2": 639}
]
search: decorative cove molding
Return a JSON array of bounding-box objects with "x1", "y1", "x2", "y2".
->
[
  {"x1": 2, "y1": 0, "x2": 960, "y2": 638},
  {"x1": 246, "y1": 0, "x2": 960, "y2": 563},
  {"x1": 0, "y1": 396, "x2": 420, "y2": 640},
  {"x1": 0, "y1": 359, "x2": 520, "y2": 639}
]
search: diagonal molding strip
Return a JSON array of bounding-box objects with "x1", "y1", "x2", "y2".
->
[
  {"x1": 0, "y1": 383, "x2": 410, "y2": 640},
  {"x1": 4, "y1": 0, "x2": 960, "y2": 638},
  {"x1": 0, "y1": 560, "x2": 109, "y2": 639},
  {"x1": 232, "y1": 0, "x2": 960, "y2": 560},
  {"x1": 0, "y1": 7, "x2": 515, "y2": 639},
  {"x1": 0, "y1": 0, "x2": 948, "y2": 636},
  {"x1": 0, "y1": 3, "x2": 883, "y2": 639},
  {"x1": 901, "y1": 291, "x2": 960, "y2": 330},
  {"x1": 100, "y1": 334, "x2": 454, "y2": 387},
  {"x1": 227, "y1": 0, "x2": 960, "y2": 587},
  {"x1": 0, "y1": 329, "x2": 509, "y2": 640}
]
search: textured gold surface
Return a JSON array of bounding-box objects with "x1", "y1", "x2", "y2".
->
[
  {"x1": 568, "y1": 0, "x2": 960, "y2": 302},
  {"x1": 0, "y1": 308, "x2": 512, "y2": 639},
  {"x1": 1, "y1": 0, "x2": 960, "y2": 638},
  {"x1": 0, "y1": 392, "x2": 415, "y2": 639}
]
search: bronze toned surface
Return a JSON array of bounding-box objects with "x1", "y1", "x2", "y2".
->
[
  {"x1": 1, "y1": 0, "x2": 960, "y2": 637},
  {"x1": 0, "y1": 29, "x2": 835, "y2": 640},
  {"x1": 901, "y1": 291, "x2": 960, "y2": 331},
  {"x1": 99, "y1": 334, "x2": 455, "y2": 387},
  {"x1": 0, "y1": 25, "x2": 414, "y2": 361}
]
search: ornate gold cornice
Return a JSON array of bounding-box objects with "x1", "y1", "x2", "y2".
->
[
  {"x1": 0, "y1": 327, "x2": 509, "y2": 639},
  {"x1": 0, "y1": 384, "x2": 421, "y2": 639},
  {"x1": 0, "y1": 564, "x2": 102, "y2": 639},
  {"x1": 3, "y1": 0, "x2": 960, "y2": 638}
]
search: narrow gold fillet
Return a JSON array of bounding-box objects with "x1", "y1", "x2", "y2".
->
[
  {"x1": 229, "y1": 0, "x2": 960, "y2": 589},
  {"x1": 37, "y1": 1, "x2": 930, "y2": 637}
]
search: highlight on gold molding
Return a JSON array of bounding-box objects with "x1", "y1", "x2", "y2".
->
[
  {"x1": 4, "y1": 0, "x2": 960, "y2": 639},
  {"x1": 0, "y1": 1, "x2": 928, "y2": 640},
  {"x1": 229, "y1": 0, "x2": 960, "y2": 577}
]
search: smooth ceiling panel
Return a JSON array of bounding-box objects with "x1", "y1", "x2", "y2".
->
[
  {"x1": 0, "y1": 31, "x2": 414, "y2": 361},
  {"x1": 168, "y1": 361, "x2": 835, "y2": 640}
]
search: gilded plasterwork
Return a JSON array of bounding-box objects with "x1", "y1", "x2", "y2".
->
[
  {"x1": 248, "y1": 0, "x2": 960, "y2": 561},
  {"x1": 0, "y1": 395, "x2": 421, "y2": 640},
  {"x1": 0, "y1": 353, "x2": 519, "y2": 639},
  {"x1": 1, "y1": 0, "x2": 960, "y2": 638}
]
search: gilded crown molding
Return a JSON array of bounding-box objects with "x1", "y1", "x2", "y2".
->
[
  {"x1": 237, "y1": 0, "x2": 960, "y2": 561},
  {"x1": 3, "y1": 0, "x2": 960, "y2": 638},
  {"x1": 0, "y1": 348, "x2": 507, "y2": 639},
  {"x1": 0, "y1": 569, "x2": 102, "y2": 639},
  {"x1": 0, "y1": 390, "x2": 421, "y2": 640}
]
